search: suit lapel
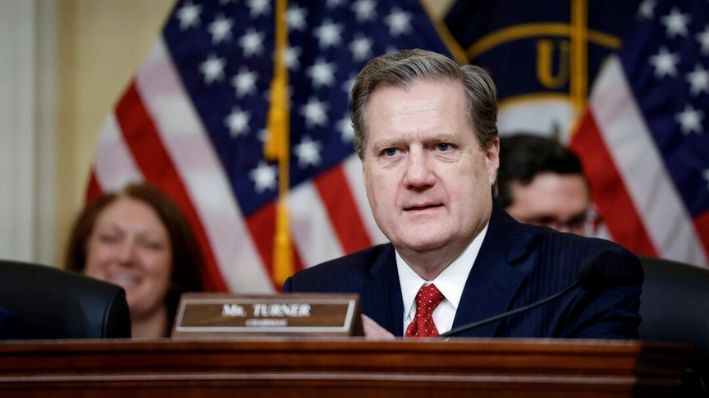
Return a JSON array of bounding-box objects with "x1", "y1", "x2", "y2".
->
[
  {"x1": 361, "y1": 244, "x2": 405, "y2": 336},
  {"x1": 452, "y1": 206, "x2": 536, "y2": 337}
]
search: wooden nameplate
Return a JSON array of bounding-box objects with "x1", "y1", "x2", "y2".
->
[{"x1": 172, "y1": 293, "x2": 363, "y2": 338}]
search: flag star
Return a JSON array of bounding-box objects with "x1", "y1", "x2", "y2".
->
[
  {"x1": 301, "y1": 97, "x2": 329, "y2": 127},
  {"x1": 209, "y1": 15, "x2": 233, "y2": 44},
  {"x1": 385, "y1": 8, "x2": 412, "y2": 36},
  {"x1": 176, "y1": 2, "x2": 201, "y2": 30},
  {"x1": 239, "y1": 29, "x2": 264, "y2": 57},
  {"x1": 661, "y1": 7, "x2": 690, "y2": 38},
  {"x1": 294, "y1": 136, "x2": 323, "y2": 167},
  {"x1": 247, "y1": 0, "x2": 271, "y2": 18},
  {"x1": 649, "y1": 47, "x2": 679, "y2": 78},
  {"x1": 338, "y1": 114, "x2": 354, "y2": 142},
  {"x1": 284, "y1": 46, "x2": 302, "y2": 70},
  {"x1": 287, "y1": 5, "x2": 308, "y2": 31},
  {"x1": 697, "y1": 25, "x2": 709, "y2": 55},
  {"x1": 636, "y1": 0, "x2": 655, "y2": 20},
  {"x1": 675, "y1": 104, "x2": 704, "y2": 135},
  {"x1": 257, "y1": 129, "x2": 268, "y2": 143},
  {"x1": 704, "y1": 169, "x2": 709, "y2": 190},
  {"x1": 350, "y1": 35, "x2": 373, "y2": 61},
  {"x1": 225, "y1": 107, "x2": 251, "y2": 137},
  {"x1": 250, "y1": 161, "x2": 277, "y2": 193},
  {"x1": 232, "y1": 68, "x2": 258, "y2": 97},
  {"x1": 352, "y1": 0, "x2": 377, "y2": 22},
  {"x1": 342, "y1": 75, "x2": 356, "y2": 95},
  {"x1": 687, "y1": 64, "x2": 709, "y2": 96},
  {"x1": 307, "y1": 58, "x2": 336, "y2": 88},
  {"x1": 314, "y1": 20, "x2": 343, "y2": 49},
  {"x1": 200, "y1": 54, "x2": 225, "y2": 84}
]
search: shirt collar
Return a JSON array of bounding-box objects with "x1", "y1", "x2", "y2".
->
[{"x1": 396, "y1": 222, "x2": 489, "y2": 316}]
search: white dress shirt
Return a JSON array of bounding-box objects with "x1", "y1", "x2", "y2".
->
[{"x1": 396, "y1": 223, "x2": 489, "y2": 335}]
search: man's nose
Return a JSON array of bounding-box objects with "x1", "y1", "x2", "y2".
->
[{"x1": 403, "y1": 150, "x2": 435, "y2": 188}]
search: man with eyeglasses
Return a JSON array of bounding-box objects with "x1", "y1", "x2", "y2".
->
[{"x1": 498, "y1": 134, "x2": 596, "y2": 236}]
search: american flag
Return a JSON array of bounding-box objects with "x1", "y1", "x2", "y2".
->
[
  {"x1": 571, "y1": 0, "x2": 709, "y2": 267},
  {"x1": 87, "y1": 0, "x2": 453, "y2": 291}
]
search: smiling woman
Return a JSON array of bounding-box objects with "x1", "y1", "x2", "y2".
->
[{"x1": 64, "y1": 183, "x2": 206, "y2": 339}]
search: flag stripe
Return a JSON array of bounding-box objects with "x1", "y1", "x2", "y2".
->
[
  {"x1": 314, "y1": 165, "x2": 373, "y2": 254},
  {"x1": 589, "y1": 57, "x2": 708, "y2": 267},
  {"x1": 342, "y1": 155, "x2": 388, "y2": 245},
  {"x1": 135, "y1": 40, "x2": 274, "y2": 292},
  {"x1": 288, "y1": 183, "x2": 344, "y2": 267},
  {"x1": 93, "y1": 113, "x2": 143, "y2": 193},
  {"x1": 572, "y1": 112, "x2": 657, "y2": 255},
  {"x1": 86, "y1": 172, "x2": 102, "y2": 202},
  {"x1": 694, "y1": 214, "x2": 709, "y2": 258},
  {"x1": 245, "y1": 203, "x2": 277, "y2": 276}
]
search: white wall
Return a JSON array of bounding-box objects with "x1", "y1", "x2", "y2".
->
[{"x1": 0, "y1": 0, "x2": 52, "y2": 263}]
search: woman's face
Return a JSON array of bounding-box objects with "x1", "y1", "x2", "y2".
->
[{"x1": 84, "y1": 196, "x2": 173, "y2": 320}]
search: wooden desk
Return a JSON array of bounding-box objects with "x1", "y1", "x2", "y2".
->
[{"x1": 0, "y1": 338, "x2": 690, "y2": 397}]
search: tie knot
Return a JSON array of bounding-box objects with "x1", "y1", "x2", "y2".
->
[{"x1": 414, "y1": 284, "x2": 444, "y2": 318}]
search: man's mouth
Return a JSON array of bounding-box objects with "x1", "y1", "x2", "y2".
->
[{"x1": 404, "y1": 203, "x2": 443, "y2": 212}]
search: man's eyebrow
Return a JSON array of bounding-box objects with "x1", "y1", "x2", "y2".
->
[
  {"x1": 371, "y1": 138, "x2": 407, "y2": 149},
  {"x1": 422, "y1": 132, "x2": 461, "y2": 143}
]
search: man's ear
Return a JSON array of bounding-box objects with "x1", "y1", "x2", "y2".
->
[{"x1": 485, "y1": 137, "x2": 500, "y2": 185}]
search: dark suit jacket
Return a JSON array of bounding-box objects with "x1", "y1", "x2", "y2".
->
[
  {"x1": 0, "y1": 307, "x2": 19, "y2": 340},
  {"x1": 283, "y1": 206, "x2": 642, "y2": 338}
]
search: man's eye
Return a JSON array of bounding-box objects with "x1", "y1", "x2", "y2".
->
[
  {"x1": 382, "y1": 148, "x2": 398, "y2": 157},
  {"x1": 436, "y1": 143, "x2": 452, "y2": 152}
]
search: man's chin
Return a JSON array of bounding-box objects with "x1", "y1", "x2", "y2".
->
[{"x1": 394, "y1": 236, "x2": 449, "y2": 254}]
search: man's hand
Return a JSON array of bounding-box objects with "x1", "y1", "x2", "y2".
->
[{"x1": 361, "y1": 314, "x2": 395, "y2": 340}]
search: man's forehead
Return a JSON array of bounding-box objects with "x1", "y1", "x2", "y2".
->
[{"x1": 368, "y1": 76, "x2": 462, "y2": 95}]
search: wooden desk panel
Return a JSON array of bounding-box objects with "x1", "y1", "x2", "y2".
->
[{"x1": 0, "y1": 338, "x2": 690, "y2": 397}]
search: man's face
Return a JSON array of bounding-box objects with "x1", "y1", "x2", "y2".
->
[
  {"x1": 505, "y1": 173, "x2": 590, "y2": 235},
  {"x1": 362, "y1": 78, "x2": 499, "y2": 259}
]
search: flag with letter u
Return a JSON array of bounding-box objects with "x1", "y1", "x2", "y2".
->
[{"x1": 87, "y1": 0, "x2": 456, "y2": 292}]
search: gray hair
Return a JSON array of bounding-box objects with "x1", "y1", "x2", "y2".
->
[{"x1": 350, "y1": 49, "x2": 498, "y2": 159}]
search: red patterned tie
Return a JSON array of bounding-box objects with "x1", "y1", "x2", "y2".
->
[{"x1": 405, "y1": 284, "x2": 444, "y2": 337}]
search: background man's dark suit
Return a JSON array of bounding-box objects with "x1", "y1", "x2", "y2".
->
[{"x1": 284, "y1": 206, "x2": 642, "y2": 338}]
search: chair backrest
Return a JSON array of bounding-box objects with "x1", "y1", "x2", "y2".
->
[
  {"x1": 639, "y1": 256, "x2": 709, "y2": 397},
  {"x1": 0, "y1": 259, "x2": 131, "y2": 339}
]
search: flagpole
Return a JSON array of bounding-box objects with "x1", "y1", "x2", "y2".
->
[
  {"x1": 570, "y1": 0, "x2": 588, "y2": 129},
  {"x1": 265, "y1": 0, "x2": 293, "y2": 288}
]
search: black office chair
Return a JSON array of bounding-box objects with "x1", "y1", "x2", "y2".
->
[
  {"x1": 0, "y1": 259, "x2": 131, "y2": 339},
  {"x1": 639, "y1": 256, "x2": 709, "y2": 398}
]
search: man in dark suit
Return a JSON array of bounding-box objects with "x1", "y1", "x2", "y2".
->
[
  {"x1": 284, "y1": 49, "x2": 641, "y2": 339},
  {"x1": 498, "y1": 133, "x2": 592, "y2": 236}
]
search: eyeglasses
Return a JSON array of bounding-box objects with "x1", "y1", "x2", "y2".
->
[{"x1": 520, "y1": 205, "x2": 605, "y2": 235}]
